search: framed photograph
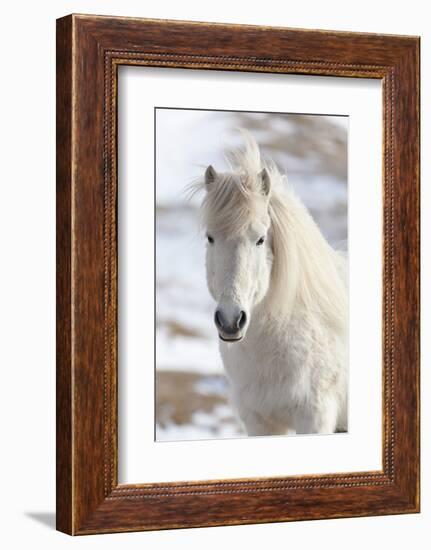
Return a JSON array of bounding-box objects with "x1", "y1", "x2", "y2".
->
[{"x1": 56, "y1": 14, "x2": 420, "y2": 535}]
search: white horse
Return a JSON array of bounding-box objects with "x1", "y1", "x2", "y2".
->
[{"x1": 192, "y1": 133, "x2": 347, "y2": 436}]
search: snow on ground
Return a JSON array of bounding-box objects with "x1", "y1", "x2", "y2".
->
[{"x1": 157, "y1": 404, "x2": 244, "y2": 442}]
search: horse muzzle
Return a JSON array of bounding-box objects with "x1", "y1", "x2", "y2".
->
[{"x1": 214, "y1": 307, "x2": 247, "y2": 343}]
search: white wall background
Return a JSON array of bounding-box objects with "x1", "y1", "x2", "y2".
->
[{"x1": 0, "y1": 0, "x2": 427, "y2": 548}]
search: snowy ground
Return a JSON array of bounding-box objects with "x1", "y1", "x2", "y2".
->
[{"x1": 155, "y1": 109, "x2": 348, "y2": 441}]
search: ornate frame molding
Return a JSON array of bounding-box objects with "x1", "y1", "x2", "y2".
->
[{"x1": 57, "y1": 14, "x2": 419, "y2": 534}]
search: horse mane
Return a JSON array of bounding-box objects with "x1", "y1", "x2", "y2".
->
[{"x1": 189, "y1": 131, "x2": 347, "y2": 330}]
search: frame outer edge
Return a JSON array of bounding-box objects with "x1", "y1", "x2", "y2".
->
[
  {"x1": 56, "y1": 14, "x2": 74, "y2": 535},
  {"x1": 392, "y1": 38, "x2": 420, "y2": 510}
]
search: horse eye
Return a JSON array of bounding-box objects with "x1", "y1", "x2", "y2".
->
[
  {"x1": 207, "y1": 234, "x2": 214, "y2": 244},
  {"x1": 256, "y1": 236, "x2": 265, "y2": 246}
]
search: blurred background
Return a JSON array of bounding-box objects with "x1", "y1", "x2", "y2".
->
[{"x1": 155, "y1": 108, "x2": 348, "y2": 441}]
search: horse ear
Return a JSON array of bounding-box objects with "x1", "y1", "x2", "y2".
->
[
  {"x1": 258, "y1": 168, "x2": 271, "y2": 196},
  {"x1": 205, "y1": 165, "x2": 217, "y2": 186}
]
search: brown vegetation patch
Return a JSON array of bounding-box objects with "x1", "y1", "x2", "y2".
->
[{"x1": 156, "y1": 370, "x2": 234, "y2": 427}]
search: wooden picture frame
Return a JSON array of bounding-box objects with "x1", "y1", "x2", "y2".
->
[{"x1": 56, "y1": 14, "x2": 420, "y2": 535}]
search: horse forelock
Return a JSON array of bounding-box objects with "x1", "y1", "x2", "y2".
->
[{"x1": 203, "y1": 172, "x2": 269, "y2": 236}]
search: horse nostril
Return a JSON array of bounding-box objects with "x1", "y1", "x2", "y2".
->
[
  {"x1": 214, "y1": 310, "x2": 224, "y2": 330},
  {"x1": 215, "y1": 309, "x2": 246, "y2": 334},
  {"x1": 237, "y1": 311, "x2": 247, "y2": 330}
]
